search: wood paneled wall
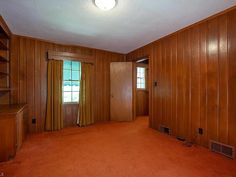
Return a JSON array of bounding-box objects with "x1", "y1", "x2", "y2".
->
[
  {"x1": 63, "y1": 104, "x2": 78, "y2": 128},
  {"x1": 127, "y1": 7, "x2": 236, "y2": 148},
  {"x1": 136, "y1": 90, "x2": 148, "y2": 116},
  {"x1": 10, "y1": 35, "x2": 125, "y2": 133}
]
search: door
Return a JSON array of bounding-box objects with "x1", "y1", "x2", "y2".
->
[{"x1": 110, "y1": 62, "x2": 133, "y2": 121}]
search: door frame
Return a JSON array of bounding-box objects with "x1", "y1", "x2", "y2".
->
[{"x1": 132, "y1": 56, "x2": 150, "y2": 122}]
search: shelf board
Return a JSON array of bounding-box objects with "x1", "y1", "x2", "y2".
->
[
  {"x1": 0, "y1": 88, "x2": 10, "y2": 92},
  {"x1": 0, "y1": 31, "x2": 10, "y2": 39},
  {"x1": 0, "y1": 39, "x2": 8, "y2": 50},
  {"x1": 0, "y1": 32, "x2": 9, "y2": 39},
  {"x1": 0, "y1": 16, "x2": 11, "y2": 39},
  {"x1": 0, "y1": 72, "x2": 8, "y2": 76},
  {"x1": 0, "y1": 56, "x2": 8, "y2": 62}
]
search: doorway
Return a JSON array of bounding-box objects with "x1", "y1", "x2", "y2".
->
[{"x1": 134, "y1": 58, "x2": 149, "y2": 120}]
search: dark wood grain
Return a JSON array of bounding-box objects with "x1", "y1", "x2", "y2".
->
[
  {"x1": 0, "y1": 104, "x2": 27, "y2": 162},
  {"x1": 0, "y1": 16, "x2": 10, "y2": 105},
  {"x1": 228, "y1": 9, "x2": 236, "y2": 151},
  {"x1": 0, "y1": 15, "x2": 11, "y2": 38},
  {"x1": 10, "y1": 35, "x2": 125, "y2": 133},
  {"x1": 127, "y1": 7, "x2": 236, "y2": 149}
]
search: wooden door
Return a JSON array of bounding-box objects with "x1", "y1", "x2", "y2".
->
[{"x1": 110, "y1": 62, "x2": 133, "y2": 121}]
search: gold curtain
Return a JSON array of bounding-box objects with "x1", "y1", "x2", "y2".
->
[
  {"x1": 45, "y1": 60, "x2": 63, "y2": 131},
  {"x1": 78, "y1": 63, "x2": 94, "y2": 126}
]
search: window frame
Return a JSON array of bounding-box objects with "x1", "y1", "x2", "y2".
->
[
  {"x1": 136, "y1": 66, "x2": 146, "y2": 90},
  {"x1": 62, "y1": 60, "x2": 81, "y2": 104}
]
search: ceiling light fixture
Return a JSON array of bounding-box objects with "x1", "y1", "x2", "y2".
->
[{"x1": 94, "y1": 0, "x2": 117, "y2": 11}]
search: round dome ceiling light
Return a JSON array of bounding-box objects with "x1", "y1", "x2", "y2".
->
[{"x1": 94, "y1": 0, "x2": 117, "y2": 11}]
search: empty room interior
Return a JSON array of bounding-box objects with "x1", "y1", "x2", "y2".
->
[{"x1": 1, "y1": 0, "x2": 236, "y2": 176}]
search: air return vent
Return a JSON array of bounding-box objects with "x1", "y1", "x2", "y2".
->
[
  {"x1": 210, "y1": 140, "x2": 235, "y2": 159},
  {"x1": 159, "y1": 125, "x2": 171, "y2": 135}
]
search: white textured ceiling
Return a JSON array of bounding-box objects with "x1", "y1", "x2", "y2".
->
[{"x1": 1, "y1": 0, "x2": 236, "y2": 53}]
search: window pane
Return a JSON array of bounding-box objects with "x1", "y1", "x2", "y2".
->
[
  {"x1": 63, "y1": 81, "x2": 72, "y2": 91},
  {"x1": 141, "y1": 78, "x2": 145, "y2": 84},
  {"x1": 72, "y1": 61, "x2": 80, "y2": 70},
  {"x1": 72, "y1": 70, "x2": 80, "y2": 80},
  {"x1": 63, "y1": 69, "x2": 71, "y2": 80},
  {"x1": 63, "y1": 61, "x2": 81, "y2": 103},
  {"x1": 64, "y1": 61, "x2": 71, "y2": 70},
  {"x1": 137, "y1": 78, "x2": 141, "y2": 84},
  {"x1": 141, "y1": 71, "x2": 145, "y2": 77},
  {"x1": 137, "y1": 67, "x2": 146, "y2": 89},
  {"x1": 72, "y1": 92, "x2": 79, "y2": 102},
  {"x1": 63, "y1": 92, "x2": 71, "y2": 102},
  {"x1": 72, "y1": 81, "x2": 80, "y2": 92}
]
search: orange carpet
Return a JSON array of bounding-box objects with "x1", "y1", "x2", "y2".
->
[{"x1": 0, "y1": 117, "x2": 236, "y2": 177}]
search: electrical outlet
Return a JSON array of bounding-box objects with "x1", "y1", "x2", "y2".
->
[
  {"x1": 198, "y1": 128, "x2": 203, "y2": 135},
  {"x1": 32, "y1": 117, "x2": 36, "y2": 124}
]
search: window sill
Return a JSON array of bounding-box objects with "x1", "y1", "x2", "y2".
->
[
  {"x1": 63, "y1": 102, "x2": 79, "y2": 105},
  {"x1": 137, "y1": 89, "x2": 149, "y2": 92},
  {"x1": 137, "y1": 88, "x2": 146, "y2": 90}
]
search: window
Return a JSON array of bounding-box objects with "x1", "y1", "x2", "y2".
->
[
  {"x1": 137, "y1": 67, "x2": 146, "y2": 89},
  {"x1": 63, "y1": 60, "x2": 81, "y2": 103}
]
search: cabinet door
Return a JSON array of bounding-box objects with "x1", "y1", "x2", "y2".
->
[
  {"x1": 0, "y1": 116, "x2": 16, "y2": 161},
  {"x1": 16, "y1": 111, "x2": 24, "y2": 150}
]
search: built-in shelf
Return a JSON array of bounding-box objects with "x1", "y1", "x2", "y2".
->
[
  {"x1": 0, "y1": 31, "x2": 10, "y2": 39},
  {"x1": 0, "y1": 72, "x2": 8, "y2": 76},
  {"x1": 0, "y1": 39, "x2": 8, "y2": 50},
  {"x1": 0, "y1": 88, "x2": 10, "y2": 92},
  {"x1": 0, "y1": 56, "x2": 8, "y2": 63},
  {"x1": 0, "y1": 16, "x2": 10, "y2": 105}
]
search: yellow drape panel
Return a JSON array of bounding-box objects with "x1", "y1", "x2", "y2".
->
[
  {"x1": 45, "y1": 60, "x2": 63, "y2": 131},
  {"x1": 78, "y1": 63, "x2": 94, "y2": 126}
]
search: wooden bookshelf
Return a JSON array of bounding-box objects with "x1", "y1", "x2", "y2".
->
[
  {"x1": 0, "y1": 29, "x2": 10, "y2": 39},
  {"x1": 0, "y1": 16, "x2": 11, "y2": 38},
  {"x1": 0, "y1": 72, "x2": 8, "y2": 76},
  {"x1": 0, "y1": 88, "x2": 10, "y2": 92},
  {"x1": 0, "y1": 39, "x2": 8, "y2": 50},
  {"x1": 0, "y1": 56, "x2": 8, "y2": 62},
  {"x1": 0, "y1": 16, "x2": 11, "y2": 104}
]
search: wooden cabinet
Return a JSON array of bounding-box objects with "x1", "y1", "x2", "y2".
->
[
  {"x1": 0, "y1": 104, "x2": 27, "y2": 162},
  {"x1": 0, "y1": 15, "x2": 24, "y2": 163}
]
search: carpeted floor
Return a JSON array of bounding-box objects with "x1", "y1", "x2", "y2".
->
[{"x1": 0, "y1": 117, "x2": 236, "y2": 177}]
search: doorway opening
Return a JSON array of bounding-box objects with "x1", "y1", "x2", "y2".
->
[{"x1": 134, "y1": 58, "x2": 149, "y2": 121}]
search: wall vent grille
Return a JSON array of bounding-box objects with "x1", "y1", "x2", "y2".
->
[
  {"x1": 159, "y1": 125, "x2": 171, "y2": 135},
  {"x1": 210, "y1": 140, "x2": 235, "y2": 159}
]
